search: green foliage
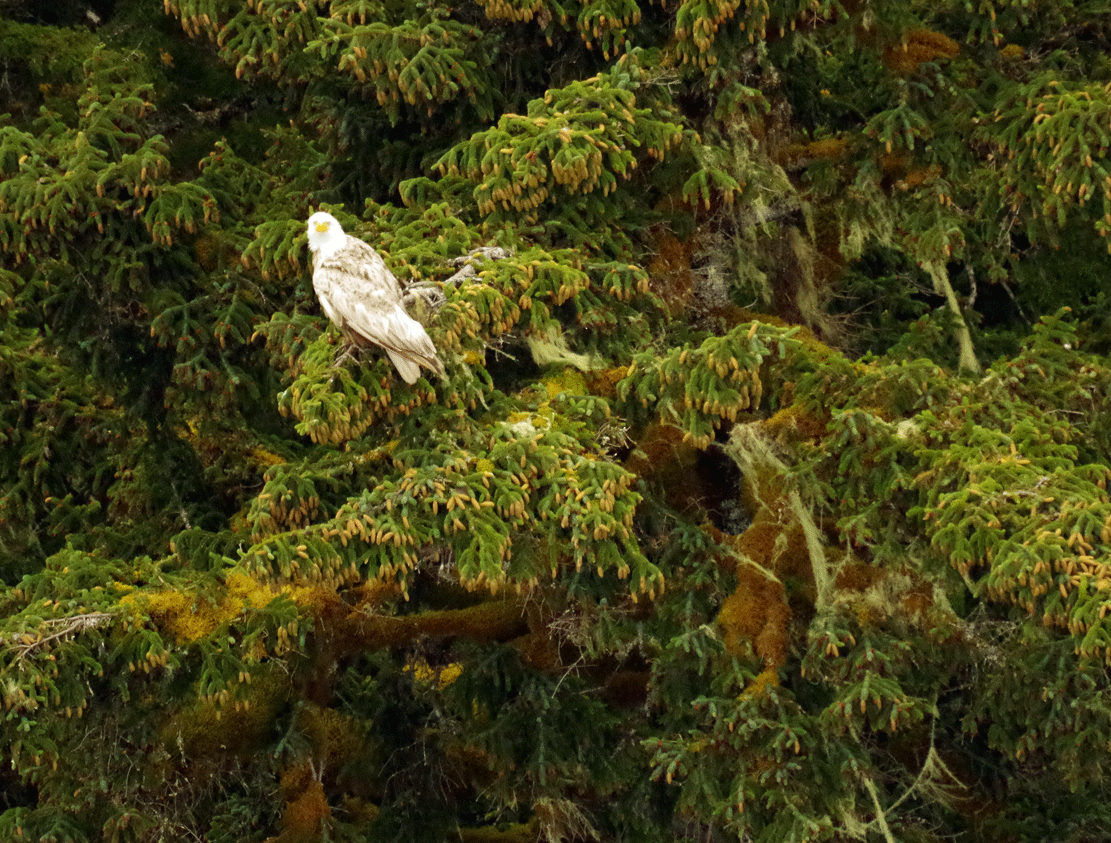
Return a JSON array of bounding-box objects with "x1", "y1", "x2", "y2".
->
[
  {"x1": 307, "y1": 11, "x2": 495, "y2": 121},
  {"x1": 619, "y1": 321, "x2": 792, "y2": 446},
  {"x1": 988, "y1": 71, "x2": 1111, "y2": 241},
  {"x1": 435, "y1": 57, "x2": 684, "y2": 220},
  {"x1": 4, "y1": 1, "x2": 1111, "y2": 842}
]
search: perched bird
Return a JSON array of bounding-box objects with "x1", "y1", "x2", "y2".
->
[{"x1": 306, "y1": 211, "x2": 445, "y2": 384}]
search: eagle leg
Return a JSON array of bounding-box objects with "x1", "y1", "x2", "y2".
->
[{"x1": 331, "y1": 327, "x2": 363, "y2": 368}]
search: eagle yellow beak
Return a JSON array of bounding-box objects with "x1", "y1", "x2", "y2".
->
[{"x1": 315, "y1": 221, "x2": 330, "y2": 232}]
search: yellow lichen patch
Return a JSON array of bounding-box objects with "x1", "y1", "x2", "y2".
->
[
  {"x1": 741, "y1": 666, "x2": 780, "y2": 699},
  {"x1": 250, "y1": 446, "x2": 287, "y2": 466},
  {"x1": 405, "y1": 657, "x2": 464, "y2": 688},
  {"x1": 351, "y1": 599, "x2": 529, "y2": 653},
  {"x1": 805, "y1": 137, "x2": 848, "y2": 158},
  {"x1": 882, "y1": 28, "x2": 960, "y2": 76},
  {"x1": 583, "y1": 365, "x2": 628, "y2": 399},
  {"x1": 123, "y1": 572, "x2": 313, "y2": 645},
  {"x1": 285, "y1": 583, "x2": 352, "y2": 630},
  {"x1": 781, "y1": 137, "x2": 849, "y2": 165},
  {"x1": 124, "y1": 588, "x2": 197, "y2": 642},
  {"x1": 541, "y1": 368, "x2": 589, "y2": 400},
  {"x1": 761, "y1": 402, "x2": 829, "y2": 443}
]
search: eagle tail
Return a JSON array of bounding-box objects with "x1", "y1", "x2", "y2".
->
[
  {"x1": 385, "y1": 349, "x2": 421, "y2": 384},
  {"x1": 377, "y1": 306, "x2": 445, "y2": 384},
  {"x1": 385, "y1": 347, "x2": 445, "y2": 385}
]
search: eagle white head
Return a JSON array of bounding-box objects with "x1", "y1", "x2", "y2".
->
[{"x1": 306, "y1": 211, "x2": 346, "y2": 259}]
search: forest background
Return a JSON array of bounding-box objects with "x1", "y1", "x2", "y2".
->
[{"x1": 2, "y1": 0, "x2": 1111, "y2": 841}]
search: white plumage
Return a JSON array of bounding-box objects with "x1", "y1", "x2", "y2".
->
[{"x1": 306, "y1": 211, "x2": 444, "y2": 384}]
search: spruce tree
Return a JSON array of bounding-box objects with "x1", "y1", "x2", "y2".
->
[{"x1": 2, "y1": 1, "x2": 1111, "y2": 842}]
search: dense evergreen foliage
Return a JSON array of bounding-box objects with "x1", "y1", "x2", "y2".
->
[{"x1": 2, "y1": 0, "x2": 1111, "y2": 841}]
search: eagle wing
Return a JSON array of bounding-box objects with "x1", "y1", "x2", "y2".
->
[{"x1": 312, "y1": 236, "x2": 444, "y2": 384}]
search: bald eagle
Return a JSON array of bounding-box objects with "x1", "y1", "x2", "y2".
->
[{"x1": 306, "y1": 211, "x2": 445, "y2": 384}]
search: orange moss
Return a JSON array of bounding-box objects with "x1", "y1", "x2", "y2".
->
[
  {"x1": 512, "y1": 627, "x2": 565, "y2": 674},
  {"x1": 714, "y1": 471, "x2": 805, "y2": 670},
  {"x1": 833, "y1": 560, "x2": 957, "y2": 640},
  {"x1": 193, "y1": 232, "x2": 222, "y2": 272},
  {"x1": 718, "y1": 564, "x2": 789, "y2": 667},
  {"x1": 348, "y1": 598, "x2": 529, "y2": 654},
  {"x1": 882, "y1": 28, "x2": 960, "y2": 75},
  {"x1": 646, "y1": 228, "x2": 696, "y2": 317},
  {"x1": 298, "y1": 703, "x2": 373, "y2": 771},
  {"x1": 457, "y1": 823, "x2": 536, "y2": 843},
  {"x1": 713, "y1": 439, "x2": 846, "y2": 669},
  {"x1": 341, "y1": 796, "x2": 379, "y2": 829},
  {"x1": 624, "y1": 423, "x2": 706, "y2": 515},
  {"x1": 782, "y1": 137, "x2": 849, "y2": 164},
  {"x1": 835, "y1": 560, "x2": 885, "y2": 593},
  {"x1": 899, "y1": 164, "x2": 944, "y2": 190},
  {"x1": 583, "y1": 365, "x2": 629, "y2": 399},
  {"x1": 879, "y1": 150, "x2": 911, "y2": 177},
  {"x1": 268, "y1": 763, "x2": 331, "y2": 843},
  {"x1": 900, "y1": 584, "x2": 934, "y2": 619}
]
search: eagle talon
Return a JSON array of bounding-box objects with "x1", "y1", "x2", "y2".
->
[{"x1": 332, "y1": 343, "x2": 360, "y2": 368}]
